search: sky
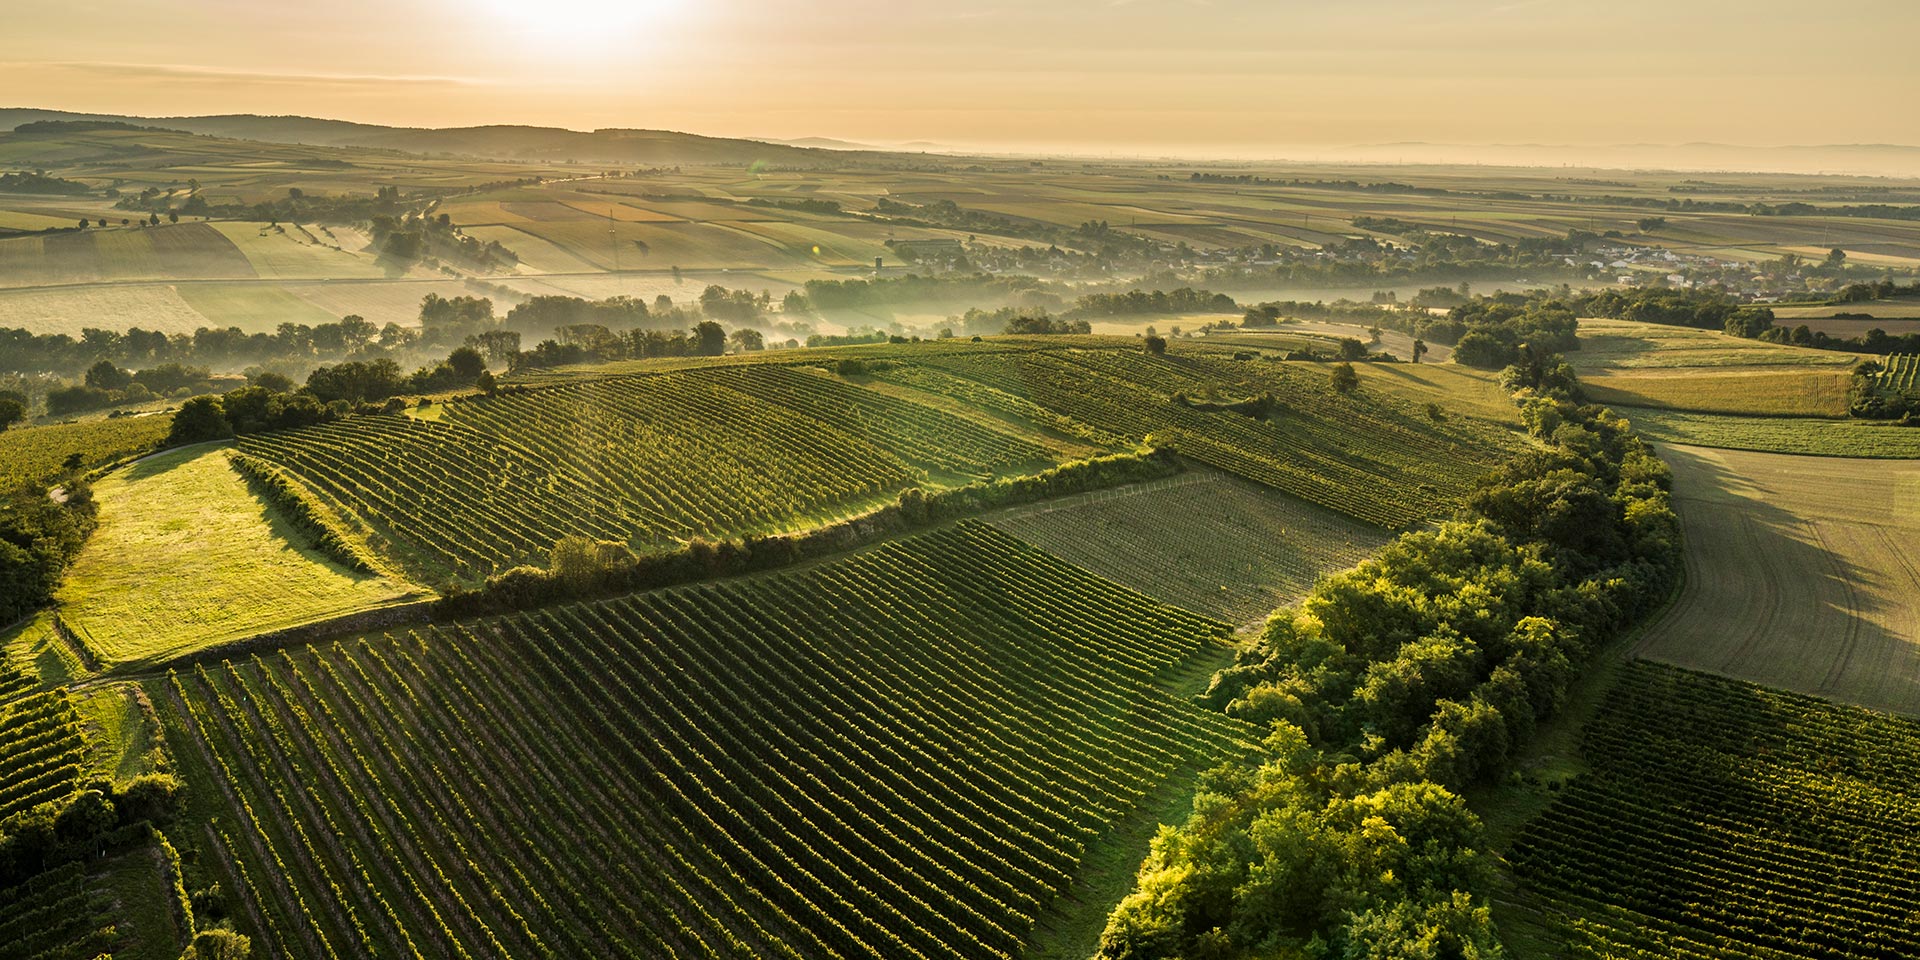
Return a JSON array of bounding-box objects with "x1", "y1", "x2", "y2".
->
[{"x1": 4, "y1": 0, "x2": 1917, "y2": 156}]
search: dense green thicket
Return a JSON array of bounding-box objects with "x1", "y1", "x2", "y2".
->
[
  {"x1": 0, "y1": 475, "x2": 97, "y2": 626},
  {"x1": 1094, "y1": 366, "x2": 1680, "y2": 959},
  {"x1": 1375, "y1": 293, "x2": 1581, "y2": 369}
]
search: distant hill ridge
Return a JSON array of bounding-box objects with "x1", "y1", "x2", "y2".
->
[{"x1": 0, "y1": 107, "x2": 862, "y2": 167}]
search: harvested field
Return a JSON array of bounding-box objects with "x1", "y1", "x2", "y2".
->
[
  {"x1": 1634, "y1": 444, "x2": 1920, "y2": 715},
  {"x1": 988, "y1": 471, "x2": 1388, "y2": 626},
  {"x1": 1582, "y1": 367, "x2": 1852, "y2": 417}
]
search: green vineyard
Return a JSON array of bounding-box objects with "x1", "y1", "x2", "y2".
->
[
  {"x1": 238, "y1": 365, "x2": 1060, "y2": 582},
  {"x1": 1511, "y1": 660, "x2": 1920, "y2": 960},
  {"x1": 1875, "y1": 354, "x2": 1920, "y2": 397},
  {"x1": 906, "y1": 348, "x2": 1517, "y2": 527},
  {"x1": 156, "y1": 522, "x2": 1252, "y2": 960},
  {"x1": 236, "y1": 343, "x2": 1519, "y2": 584}
]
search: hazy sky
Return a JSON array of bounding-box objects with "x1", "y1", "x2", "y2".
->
[{"x1": 4, "y1": 0, "x2": 1916, "y2": 153}]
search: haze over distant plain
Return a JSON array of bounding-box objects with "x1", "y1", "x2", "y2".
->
[{"x1": 4, "y1": 0, "x2": 1918, "y2": 164}]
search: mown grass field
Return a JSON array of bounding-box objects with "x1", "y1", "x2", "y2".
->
[
  {"x1": 154, "y1": 522, "x2": 1251, "y2": 960},
  {"x1": 45, "y1": 444, "x2": 419, "y2": 673},
  {"x1": 988, "y1": 470, "x2": 1388, "y2": 626},
  {"x1": 1620, "y1": 406, "x2": 1920, "y2": 458},
  {"x1": 1509, "y1": 660, "x2": 1920, "y2": 959},
  {"x1": 1633, "y1": 444, "x2": 1920, "y2": 715},
  {"x1": 1582, "y1": 367, "x2": 1852, "y2": 417},
  {"x1": 1573, "y1": 318, "x2": 1858, "y2": 369}
]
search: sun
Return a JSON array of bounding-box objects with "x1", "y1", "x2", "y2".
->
[{"x1": 473, "y1": 0, "x2": 680, "y2": 36}]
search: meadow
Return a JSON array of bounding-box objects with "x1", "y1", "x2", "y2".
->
[
  {"x1": 987, "y1": 471, "x2": 1389, "y2": 626},
  {"x1": 44, "y1": 445, "x2": 420, "y2": 675},
  {"x1": 1581, "y1": 367, "x2": 1852, "y2": 417},
  {"x1": 1633, "y1": 444, "x2": 1920, "y2": 715}
]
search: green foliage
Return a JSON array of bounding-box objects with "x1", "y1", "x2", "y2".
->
[
  {"x1": 1330, "y1": 362, "x2": 1360, "y2": 393},
  {"x1": 182, "y1": 928, "x2": 252, "y2": 960},
  {"x1": 166, "y1": 396, "x2": 233, "y2": 446}
]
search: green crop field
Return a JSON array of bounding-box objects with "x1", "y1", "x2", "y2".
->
[
  {"x1": 988, "y1": 471, "x2": 1389, "y2": 626},
  {"x1": 906, "y1": 344, "x2": 1522, "y2": 526},
  {"x1": 45, "y1": 445, "x2": 420, "y2": 673},
  {"x1": 174, "y1": 281, "x2": 340, "y2": 331},
  {"x1": 1618, "y1": 406, "x2": 1920, "y2": 458},
  {"x1": 0, "y1": 222, "x2": 258, "y2": 288},
  {"x1": 1509, "y1": 660, "x2": 1920, "y2": 959},
  {"x1": 154, "y1": 522, "x2": 1250, "y2": 960},
  {"x1": 0, "y1": 414, "x2": 172, "y2": 489}
]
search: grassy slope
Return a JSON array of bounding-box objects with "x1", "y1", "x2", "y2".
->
[
  {"x1": 46, "y1": 444, "x2": 418, "y2": 672},
  {"x1": 989, "y1": 470, "x2": 1389, "y2": 627}
]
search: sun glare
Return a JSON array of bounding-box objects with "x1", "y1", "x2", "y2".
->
[{"x1": 473, "y1": 0, "x2": 680, "y2": 39}]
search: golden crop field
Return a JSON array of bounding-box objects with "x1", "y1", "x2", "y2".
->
[{"x1": 1634, "y1": 444, "x2": 1920, "y2": 715}]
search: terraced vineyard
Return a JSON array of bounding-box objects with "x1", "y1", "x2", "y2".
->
[
  {"x1": 1510, "y1": 660, "x2": 1920, "y2": 960},
  {"x1": 238, "y1": 366, "x2": 1058, "y2": 582},
  {"x1": 912, "y1": 348, "x2": 1520, "y2": 527},
  {"x1": 989, "y1": 471, "x2": 1388, "y2": 625},
  {"x1": 156, "y1": 522, "x2": 1251, "y2": 960}
]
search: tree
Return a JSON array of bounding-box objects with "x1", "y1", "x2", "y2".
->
[
  {"x1": 1143, "y1": 335, "x2": 1167, "y2": 356},
  {"x1": 1337, "y1": 337, "x2": 1368, "y2": 361},
  {"x1": 167, "y1": 396, "x2": 231, "y2": 445},
  {"x1": 1828, "y1": 247, "x2": 1848, "y2": 267},
  {"x1": 693, "y1": 321, "x2": 727, "y2": 356},
  {"x1": 730, "y1": 328, "x2": 765, "y2": 352},
  {"x1": 168, "y1": 211, "x2": 180, "y2": 224},
  {"x1": 0, "y1": 397, "x2": 24, "y2": 432},
  {"x1": 1412, "y1": 339, "x2": 1429, "y2": 364},
  {"x1": 445, "y1": 346, "x2": 487, "y2": 382},
  {"x1": 1330, "y1": 362, "x2": 1360, "y2": 393},
  {"x1": 1637, "y1": 217, "x2": 1667, "y2": 233},
  {"x1": 467, "y1": 329, "x2": 522, "y2": 365},
  {"x1": 84, "y1": 359, "x2": 133, "y2": 391}
]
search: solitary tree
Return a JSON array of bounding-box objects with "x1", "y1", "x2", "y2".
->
[
  {"x1": 0, "y1": 396, "x2": 24, "y2": 432},
  {"x1": 1144, "y1": 334, "x2": 1168, "y2": 356},
  {"x1": 1330, "y1": 362, "x2": 1360, "y2": 394},
  {"x1": 1412, "y1": 339, "x2": 1428, "y2": 364},
  {"x1": 1337, "y1": 338, "x2": 1368, "y2": 361}
]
